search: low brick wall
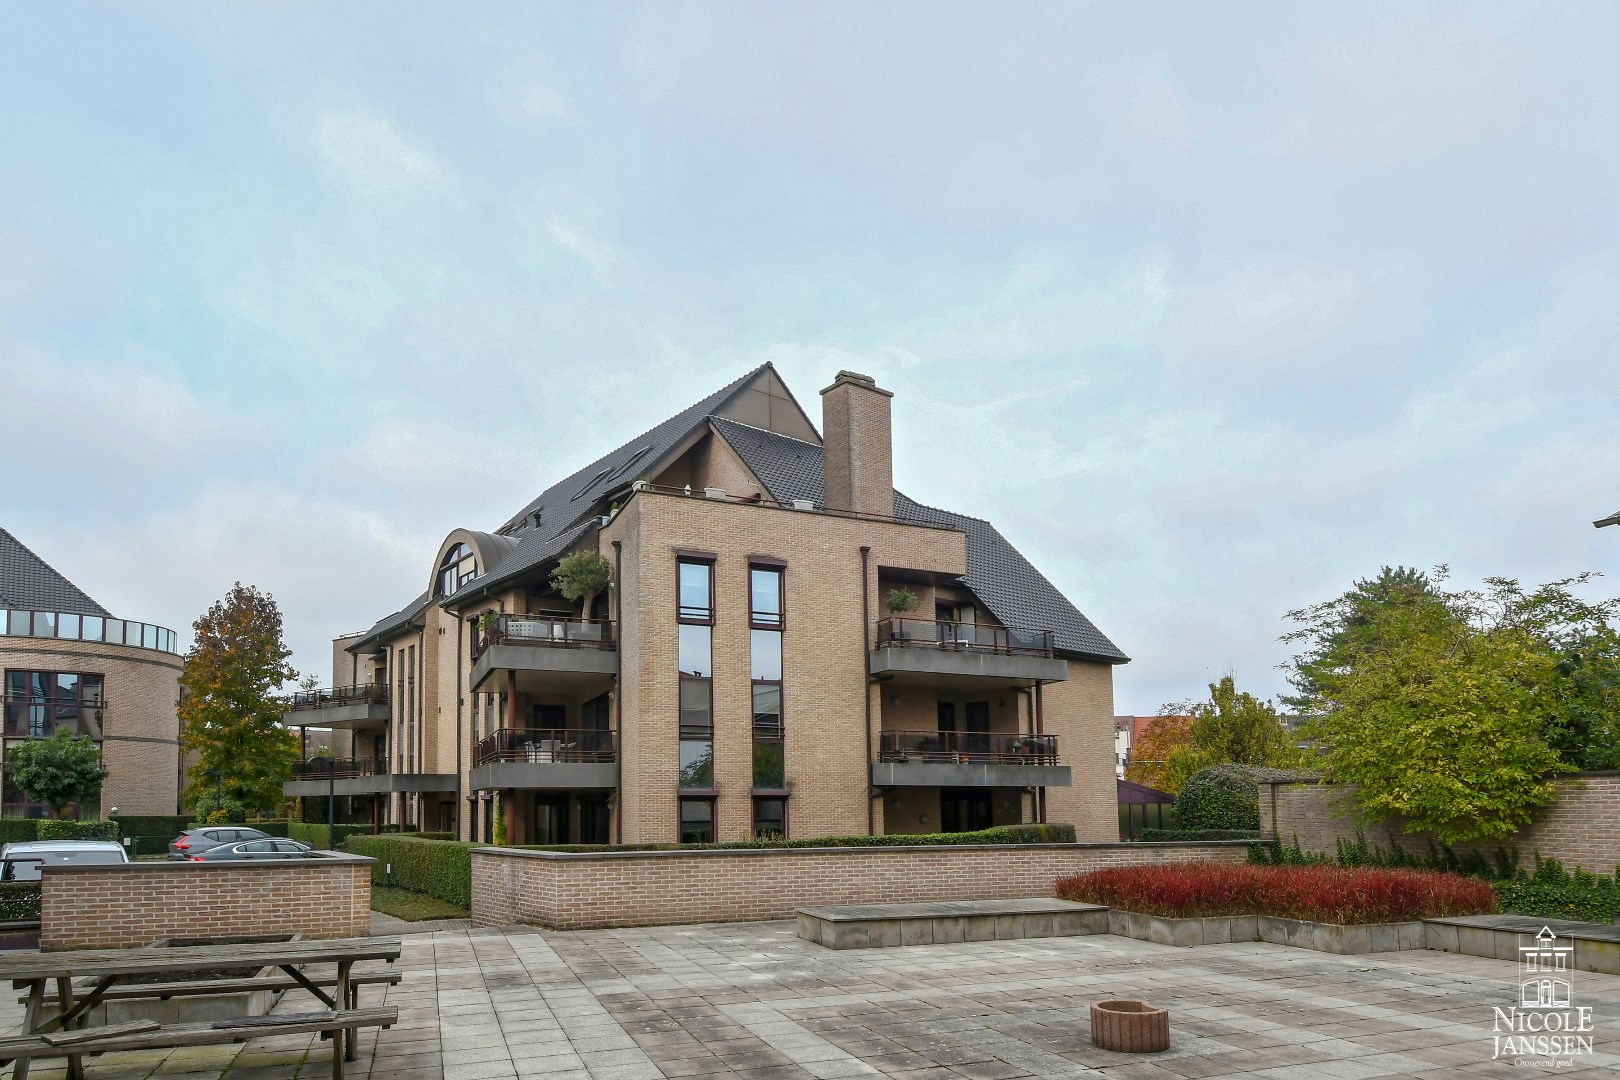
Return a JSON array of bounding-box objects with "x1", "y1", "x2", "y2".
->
[
  {"x1": 471, "y1": 842, "x2": 1250, "y2": 930},
  {"x1": 40, "y1": 855, "x2": 373, "y2": 950},
  {"x1": 1262, "y1": 774, "x2": 1620, "y2": 874}
]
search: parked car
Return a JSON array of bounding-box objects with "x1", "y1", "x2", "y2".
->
[
  {"x1": 188, "y1": 838, "x2": 316, "y2": 862},
  {"x1": 167, "y1": 826, "x2": 270, "y2": 861},
  {"x1": 0, "y1": 840, "x2": 128, "y2": 881}
]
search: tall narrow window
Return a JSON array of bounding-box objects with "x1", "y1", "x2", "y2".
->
[
  {"x1": 677, "y1": 558, "x2": 715, "y2": 804},
  {"x1": 438, "y1": 544, "x2": 478, "y2": 597},
  {"x1": 750, "y1": 564, "x2": 785, "y2": 834}
]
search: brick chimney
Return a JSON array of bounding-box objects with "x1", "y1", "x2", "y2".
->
[{"x1": 820, "y1": 371, "x2": 894, "y2": 516}]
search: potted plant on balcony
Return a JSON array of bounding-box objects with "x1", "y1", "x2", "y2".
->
[
  {"x1": 552, "y1": 550, "x2": 613, "y2": 624},
  {"x1": 885, "y1": 586, "x2": 919, "y2": 616}
]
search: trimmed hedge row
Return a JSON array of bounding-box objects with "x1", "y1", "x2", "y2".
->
[
  {"x1": 514, "y1": 823, "x2": 1079, "y2": 854},
  {"x1": 0, "y1": 821, "x2": 37, "y2": 845},
  {"x1": 289, "y1": 822, "x2": 373, "y2": 849},
  {"x1": 109, "y1": 815, "x2": 192, "y2": 839},
  {"x1": 345, "y1": 835, "x2": 472, "y2": 909},
  {"x1": 36, "y1": 820, "x2": 118, "y2": 841},
  {"x1": 1140, "y1": 828, "x2": 1262, "y2": 842},
  {"x1": 246, "y1": 820, "x2": 292, "y2": 838}
]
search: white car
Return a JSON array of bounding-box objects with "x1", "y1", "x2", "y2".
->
[{"x1": 0, "y1": 840, "x2": 129, "y2": 881}]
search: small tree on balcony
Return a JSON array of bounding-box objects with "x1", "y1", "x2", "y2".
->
[
  {"x1": 6, "y1": 732, "x2": 107, "y2": 818},
  {"x1": 551, "y1": 550, "x2": 612, "y2": 622},
  {"x1": 885, "y1": 587, "x2": 919, "y2": 616}
]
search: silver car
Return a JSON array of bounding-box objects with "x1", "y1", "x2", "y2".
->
[
  {"x1": 0, "y1": 840, "x2": 128, "y2": 881},
  {"x1": 186, "y1": 838, "x2": 316, "y2": 862}
]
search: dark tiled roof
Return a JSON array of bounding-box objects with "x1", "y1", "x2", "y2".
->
[
  {"x1": 1596, "y1": 508, "x2": 1620, "y2": 529},
  {"x1": 711, "y1": 419, "x2": 1128, "y2": 663},
  {"x1": 0, "y1": 528, "x2": 111, "y2": 617},
  {"x1": 347, "y1": 591, "x2": 430, "y2": 652}
]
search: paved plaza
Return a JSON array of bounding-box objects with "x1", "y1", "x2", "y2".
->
[{"x1": 7, "y1": 921, "x2": 1620, "y2": 1079}]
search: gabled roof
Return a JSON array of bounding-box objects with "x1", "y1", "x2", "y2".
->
[
  {"x1": 0, "y1": 528, "x2": 111, "y2": 617},
  {"x1": 346, "y1": 591, "x2": 430, "y2": 653},
  {"x1": 710, "y1": 418, "x2": 1128, "y2": 664}
]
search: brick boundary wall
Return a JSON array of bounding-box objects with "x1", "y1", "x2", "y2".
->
[
  {"x1": 40, "y1": 855, "x2": 373, "y2": 950},
  {"x1": 470, "y1": 842, "x2": 1252, "y2": 930},
  {"x1": 1261, "y1": 774, "x2": 1620, "y2": 874}
]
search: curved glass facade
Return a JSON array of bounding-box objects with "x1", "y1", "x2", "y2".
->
[{"x1": 0, "y1": 609, "x2": 179, "y2": 654}]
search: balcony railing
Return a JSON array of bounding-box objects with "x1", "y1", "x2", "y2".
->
[
  {"x1": 878, "y1": 729, "x2": 1059, "y2": 766},
  {"x1": 291, "y1": 756, "x2": 388, "y2": 780},
  {"x1": 287, "y1": 684, "x2": 388, "y2": 711},
  {"x1": 876, "y1": 617, "x2": 1055, "y2": 658},
  {"x1": 471, "y1": 615, "x2": 615, "y2": 660},
  {"x1": 474, "y1": 727, "x2": 616, "y2": 767}
]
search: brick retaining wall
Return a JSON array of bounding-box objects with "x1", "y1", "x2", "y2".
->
[
  {"x1": 40, "y1": 855, "x2": 373, "y2": 950},
  {"x1": 1262, "y1": 774, "x2": 1620, "y2": 874},
  {"x1": 470, "y1": 842, "x2": 1251, "y2": 930}
]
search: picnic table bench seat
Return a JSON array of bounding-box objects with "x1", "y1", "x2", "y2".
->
[
  {"x1": 16, "y1": 969, "x2": 403, "y2": 1006},
  {"x1": 0, "y1": 1006, "x2": 396, "y2": 1061}
]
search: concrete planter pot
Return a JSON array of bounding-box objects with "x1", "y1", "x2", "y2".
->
[{"x1": 1090, "y1": 999, "x2": 1169, "y2": 1053}]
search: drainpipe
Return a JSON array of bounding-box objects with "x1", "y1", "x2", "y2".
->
[
  {"x1": 861, "y1": 546, "x2": 873, "y2": 836},
  {"x1": 1034, "y1": 681, "x2": 1046, "y2": 824},
  {"x1": 612, "y1": 539, "x2": 624, "y2": 845},
  {"x1": 456, "y1": 612, "x2": 464, "y2": 840}
]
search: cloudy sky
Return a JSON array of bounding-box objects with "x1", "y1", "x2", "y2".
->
[{"x1": 3, "y1": 3, "x2": 1618, "y2": 713}]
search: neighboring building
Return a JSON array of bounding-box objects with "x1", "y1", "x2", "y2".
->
[
  {"x1": 284, "y1": 366, "x2": 1129, "y2": 843},
  {"x1": 0, "y1": 528, "x2": 183, "y2": 817},
  {"x1": 1112, "y1": 715, "x2": 1158, "y2": 780}
]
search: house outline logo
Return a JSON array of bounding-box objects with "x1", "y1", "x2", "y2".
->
[{"x1": 1519, "y1": 926, "x2": 1572, "y2": 1009}]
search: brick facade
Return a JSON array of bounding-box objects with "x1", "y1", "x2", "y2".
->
[
  {"x1": 470, "y1": 842, "x2": 1249, "y2": 930},
  {"x1": 1262, "y1": 775, "x2": 1620, "y2": 874},
  {"x1": 39, "y1": 856, "x2": 373, "y2": 950},
  {"x1": 0, "y1": 636, "x2": 182, "y2": 816}
]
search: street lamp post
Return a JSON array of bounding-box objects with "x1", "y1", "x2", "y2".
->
[{"x1": 328, "y1": 758, "x2": 337, "y2": 851}]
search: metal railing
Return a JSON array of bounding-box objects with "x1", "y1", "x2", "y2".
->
[
  {"x1": 875, "y1": 618, "x2": 1055, "y2": 658},
  {"x1": 471, "y1": 615, "x2": 615, "y2": 660},
  {"x1": 878, "y1": 729, "x2": 1060, "y2": 766},
  {"x1": 474, "y1": 728, "x2": 616, "y2": 767},
  {"x1": 287, "y1": 684, "x2": 388, "y2": 711},
  {"x1": 291, "y1": 756, "x2": 389, "y2": 780},
  {"x1": 2, "y1": 692, "x2": 106, "y2": 740}
]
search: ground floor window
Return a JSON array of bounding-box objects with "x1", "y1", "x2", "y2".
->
[
  {"x1": 940, "y1": 788, "x2": 993, "y2": 833},
  {"x1": 679, "y1": 797, "x2": 713, "y2": 843},
  {"x1": 752, "y1": 797, "x2": 786, "y2": 839}
]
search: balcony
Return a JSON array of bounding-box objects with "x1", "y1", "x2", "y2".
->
[
  {"x1": 282, "y1": 756, "x2": 457, "y2": 798},
  {"x1": 870, "y1": 618, "x2": 1068, "y2": 686},
  {"x1": 469, "y1": 615, "x2": 617, "y2": 694},
  {"x1": 285, "y1": 684, "x2": 389, "y2": 730},
  {"x1": 870, "y1": 729, "x2": 1071, "y2": 788},
  {"x1": 469, "y1": 727, "x2": 618, "y2": 791}
]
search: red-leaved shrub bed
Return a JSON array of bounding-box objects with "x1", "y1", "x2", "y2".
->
[{"x1": 1055, "y1": 864, "x2": 1497, "y2": 924}]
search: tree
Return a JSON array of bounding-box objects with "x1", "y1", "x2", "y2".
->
[
  {"x1": 551, "y1": 550, "x2": 612, "y2": 622},
  {"x1": 179, "y1": 583, "x2": 299, "y2": 814},
  {"x1": 1284, "y1": 565, "x2": 1440, "y2": 707},
  {"x1": 1287, "y1": 571, "x2": 1620, "y2": 842},
  {"x1": 5, "y1": 732, "x2": 107, "y2": 818},
  {"x1": 1123, "y1": 714, "x2": 1193, "y2": 793}
]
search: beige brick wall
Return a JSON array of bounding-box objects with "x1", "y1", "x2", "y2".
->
[
  {"x1": 820, "y1": 374, "x2": 894, "y2": 517},
  {"x1": 1262, "y1": 776, "x2": 1620, "y2": 874},
  {"x1": 601, "y1": 491, "x2": 966, "y2": 843},
  {"x1": 1042, "y1": 661, "x2": 1120, "y2": 843},
  {"x1": 0, "y1": 637, "x2": 182, "y2": 816},
  {"x1": 40, "y1": 858, "x2": 372, "y2": 950},
  {"x1": 470, "y1": 841, "x2": 1249, "y2": 930}
]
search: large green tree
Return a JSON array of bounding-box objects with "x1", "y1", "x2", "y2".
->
[
  {"x1": 6, "y1": 732, "x2": 107, "y2": 818},
  {"x1": 1286, "y1": 570, "x2": 1620, "y2": 842},
  {"x1": 179, "y1": 584, "x2": 299, "y2": 813},
  {"x1": 1145, "y1": 676, "x2": 1307, "y2": 793}
]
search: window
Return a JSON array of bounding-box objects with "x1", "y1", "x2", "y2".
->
[
  {"x1": 753, "y1": 797, "x2": 786, "y2": 838},
  {"x1": 678, "y1": 560, "x2": 713, "y2": 622},
  {"x1": 3, "y1": 671, "x2": 104, "y2": 740},
  {"x1": 679, "y1": 619, "x2": 713, "y2": 790},
  {"x1": 679, "y1": 798, "x2": 714, "y2": 843},
  {"x1": 437, "y1": 543, "x2": 478, "y2": 597},
  {"x1": 750, "y1": 566, "x2": 783, "y2": 628}
]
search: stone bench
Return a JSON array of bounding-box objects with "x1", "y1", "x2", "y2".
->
[
  {"x1": 1426, "y1": 915, "x2": 1620, "y2": 975},
  {"x1": 796, "y1": 898, "x2": 1108, "y2": 949}
]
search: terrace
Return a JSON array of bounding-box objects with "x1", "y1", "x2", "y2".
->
[
  {"x1": 468, "y1": 615, "x2": 617, "y2": 695},
  {"x1": 282, "y1": 755, "x2": 457, "y2": 799},
  {"x1": 872, "y1": 728, "x2": 1072, "y2": 788},
  {"x1": 871, "y1": 617, "x2": 1068, "y2": 686},
  {"x1": 284, "y1": 684, "x2": 389, "y2": 729},
  {"x1": 469, "y1": 727, "x2": 618, "y2": 791}
]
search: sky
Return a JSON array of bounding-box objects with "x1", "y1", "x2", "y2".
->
[{"x1": 3, "y1": 2, "x2": 1618, "y2": 715}]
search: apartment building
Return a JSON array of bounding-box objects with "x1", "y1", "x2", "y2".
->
[
  {"x1": 0, "y1": 528, "x2": 183, "y2": 817},
  {"x1": 283, "y1": 366, "x2": 1129, "y2": 843}
]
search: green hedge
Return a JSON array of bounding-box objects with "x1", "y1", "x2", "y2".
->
[
  {"x1": 109, "y1": 815, "x2": 191, "y2": 840},
  {"x1": 246, "y1": 820, "x2": 291, "y2": 838},
  {"x1": 514, "y1": 823, "x2": 1079, "y2": 854},
  {"x1": 1172, "y1": 765, "x2": 1298, "y2": 831},
  {"x1": 1139, "y1": 828, "x2": 1262, "y2": 842},
  {"x1": 289, "y1": 822, "x2": 372, "y2": 849},
  {"x1": 413, "y1": 832, "x2": 456, "y2": 841},
  {"x1": 35, "y1": 820, "x2": 118, "y2": 841},
  {"x1": 0, "y1": 881, "x2": 40, "y2": 922},
  {"x1": 0, "y1": 821, "x2": 37, "y2": 845},
  {"x1": 345, "y1": 835, "x2": 471, "y2": 909}
]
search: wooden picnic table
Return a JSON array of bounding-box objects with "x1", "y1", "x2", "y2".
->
[{"x1": 0, "y1": 935, "x2": 400, "y2": 1080}]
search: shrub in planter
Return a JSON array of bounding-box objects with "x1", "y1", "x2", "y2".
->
[
  {"x1": 1494, "y1": 858, "x2": 1620, "y2": 923},
  {"x1": 35, "y1": 820, "x2": 119, "y2": 841},
  {"x1": 1055, "y1": 863, "x2": 1496, "y2": 924},
  {"x1": 346, "y1": 834, "x2": 471, "y2": 909},
  {"x1": 1171, "y1": 764, "x2": 1296, "y2": 831}
]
